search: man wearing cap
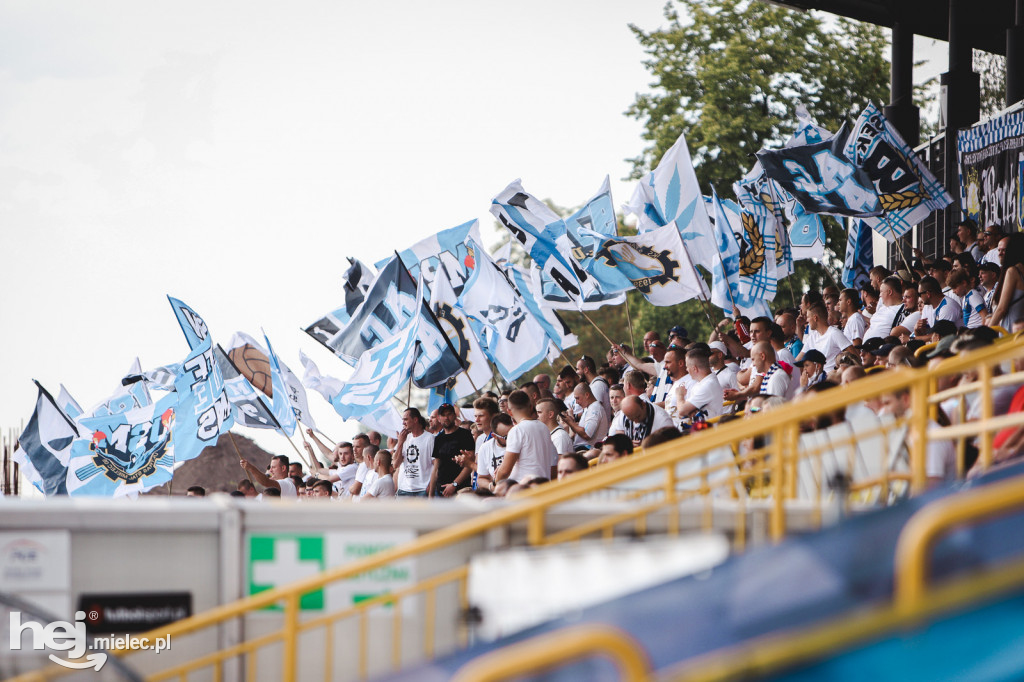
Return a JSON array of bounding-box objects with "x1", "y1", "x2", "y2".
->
[
  {"x1": 920, "y1": 319, "x2": 957, "y2": 344},
  {"x1": 609, "y1": 395, "x2": 674, "y2": 449},
  {"x1": 668, "y1": 325, "x2": 688, "y2": 346},
  {"x1": 708, "y1": 341, "x2": 739, "y2": 391},
  {"x1": 916, "y1": 276, "x2": 963, "y2": 336},
  {"x1": 798, "y1": 302, "x2": 852, "y2": 373},
  {"x1": 980, "y1": 261, "x2": 1001, "y2": 312},
  {"x1": 796, "y1": 350, "x2": 828, "y2": 394},
  {"x1": 864, "y1": 276, "x2": 905, "y2": 342}
]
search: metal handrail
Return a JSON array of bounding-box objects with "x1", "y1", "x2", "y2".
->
[{"x1": 450, "y1": 624, "x2": 651, "y2": 682}]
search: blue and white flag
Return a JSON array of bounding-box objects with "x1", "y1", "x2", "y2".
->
[
  {"x1": 331, "y1": 303, "x2": 421, "y2": 421},
  {"x1": 458, "y1": 239, "x2": 550, "y2": 382},
  {"x1": 15, "y1": 381, "x2": 79, "y2": 496},
  {"x1": 429, "y1": 269, "x2": 490, "y2": 404},
  {"x1": 786, "y1": 104, "x2": 831, "y2": 147},
  {"x1": 306, "y1": 256, "x2": 462, "y2": 389},
  {"x1": 299, "y1": 350, "x2": 404, "y2": 438},
  {"x1": 623, "y1": 132, "x2": 717, "y2": 271},
  {"x1": 842, "y1": 220, "x2": 874, "y2": 289},
  {"x1": 757, "y1": 124, "x2": 883, "y2": 218},
  {"x1": 88, "y1": 359, "x2": 152, "y2": 418},
  {"x1": 262, "y1": 332, "x2": 300, "y2": 436},
  {"x1": 707, "y1": 194, "x2": 778, "y2": 316},
  {"x1": 491, "y1": 179, "x2": 592, "y2": 307},
  {"x1": 517, "y1": 266, "x2": 579, "y2": 353},
  {"x1": 384, "y1": 219, "x2": 482, "y2": 296},
  {"x1": 843, "y1": 101, "x2": 953, "y2": 241},
  {"x1": 166, "y1": 297, "x2": 234, "y2": 463},
  {"x1": 56, "y1": 384, "x2": 84, "y2": 421},
  {"x1": 537, "y1": 178, "x2": 628, "y2": 310},
  {"x1": 215, "y1": 345, "x2": 277, "y2": 430},
  {"x1": 66, "y1": 392, "x2": 178, "y2": 497},
  {"x1": 709, "y1": 189, "x2": 743, "y2": 315},
  {"x1": 583, "y1": 222, "x2": 708, "y2": 306},
  {"x1": 734, "y1": 162, "x2": 798, "y2": 274}
]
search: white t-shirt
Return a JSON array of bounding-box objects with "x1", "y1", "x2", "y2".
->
[
  {"x1": 760, "y1": 364, "x2": 791, "y2": 397},
  {"x1": 714, "y1": 364, "x2": 740, "y2": 391},
  {"x1": 506, "y1": 419, "x2": 557, "y2": 481},
  {"x1": 276, "y1": 476, "x2": 298, "y2": 499},
  {"x1": 864, "y1": 301, "x2": 901, "y2": 341},
  {"x1": 575, "y1": 400, "x2": 610, "y2": 447},
  {"x1": 925, "y1": 419, "x2": 956, "y2": 480},
  {"x1": 475, "y1": 437, "x2": 506, "y2": 480},
  {"x1": 843, "y1": 312, "x2": 867, "y2": 343},
  {"x1": 399, "y1": 431, "x2": 435, "y2": 493},
  {"x1": 367, "y1": 474, "x2": 396, "y2": 498},
  {"x1": 803, "y1": 326, "x2": 852, "y2": 372},
  {"x1": 922, "y1": 295, "x2": 963, "y2": 328},
  {"x1": 985, "y1": 247, "x2": 1000, "y2": 265},
  {"x1": 608, "y1": 402, "x2": 674, "y2": 442},
  {"x1": 775, "y1": 347, "x2": 796, "y2": 367},
  {"x1": 897, "y1": 311, "x2": 921, "y2": 334},
  {"x1": 549, "y1": 426, "x2": 574, "y2": 458},
  {"x1": 590, "y1": 377, "x2": 612, "y2": 419},
  {"x1": 681, "y1": 373, "x2": 724, "y2": 419},
  {"x1": 359, "y1": 470, "x2": 378, "y2": 498},
  {"x1": 333, "y1": 463, "x2": 358, "y2": 497}
]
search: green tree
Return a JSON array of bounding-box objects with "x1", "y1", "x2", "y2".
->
[{"x1": 625, "y1": 0, "x2": 890, "y2": 305}]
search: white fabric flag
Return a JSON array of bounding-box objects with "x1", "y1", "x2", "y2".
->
[
  {"x1": 458, "y1": 239, "x2": 550, "y2": 382},
  {"x1": 431, "y1": 269, "x2": 492, "y2": 400}
]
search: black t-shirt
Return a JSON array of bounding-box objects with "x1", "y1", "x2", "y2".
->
[{"x1": 432, "y1": 427, "x2": 475, "y2": 488}]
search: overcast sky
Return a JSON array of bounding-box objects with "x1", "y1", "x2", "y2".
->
[{"x1": 0, "y1": 2, "x2": 947, "y2": 453}]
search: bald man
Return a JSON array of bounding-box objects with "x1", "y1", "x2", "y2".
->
[{"x1": 609, "y1": 396, "x2": 675, "y2": 449}]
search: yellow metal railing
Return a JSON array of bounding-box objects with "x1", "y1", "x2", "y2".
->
[
  {"x1": 655, "y1": 471, "x2": 1024, "y2": 682},
  {"x1": 15, "y1": 332, "x2": 1024, "y2": 682}
]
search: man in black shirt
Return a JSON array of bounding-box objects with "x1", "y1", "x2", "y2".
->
[{"x1": 427, "y1": 403, "x2": 475, "y2": 497}]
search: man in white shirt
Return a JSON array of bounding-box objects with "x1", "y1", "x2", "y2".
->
[
  {"x1": 577, "y1": 355, "x2": 611, "y2": 419},
  {"x1": 535, "y1": 398, "x2": 576, "y2": 458},
  {"x1": 609, "y1": 396, "x2": 674, "y2": 449},
  {"x1": 394, "y1": 408, "x2": 434, "y2": 496},
  {"x1": 562, "y1": 382, "x2": 610, "y2": 448},
  {"x1": 494, "y1": 390, "x2": 558, "y2": 483},
  {"x1": 916, "y1": 275, "x2": 963, "y2": 335},
  {"x1": 475, "y1": 413, "x2": 512, "y2": 492},
  {"x1": 654, "y1": 347, "x2": 688, "y2": 410},
  {"x1": 839, "y1": 288, "x2": 868, "y2": 345},
  {"x1": 864, "y1": 276, "x2": 905, "y2": 341},
  {"x1": 240, "y1": 455, "x2": 298, "y2": 498},
  {"x1": 980, "y1": 225, "x2": 1004, "y2": 265},
  {"x1": 675, "y1": 349, "x2": 724, "y2": 421},
  {"x1": 799, "y1": 302, "x2": 852, "y2": 373},
  {"x1": 724, "y1": 341, "x2": 790, "y2": 401}
]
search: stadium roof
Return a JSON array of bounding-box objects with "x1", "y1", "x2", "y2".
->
[{"x1": 767, "y1": 0, "x2": 1015, "y2": 56}]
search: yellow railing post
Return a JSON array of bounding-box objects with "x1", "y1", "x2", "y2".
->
[
  {"x1": 282, "y1": 593, "x2": 300, "y2": 682},
  {"x1": 771, "y1": 426, "x2": 786, "y2": 542},
  {"x1": 979, "y1": 363, "x2": 995, "y2": 470},
  {"x1": 910, "y1": 378, "x2": 929, "y2": 494},
  {"x1": 527, "y1": 508, "x2": 545, "y2": 545}
]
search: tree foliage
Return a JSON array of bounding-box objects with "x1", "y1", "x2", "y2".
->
[{"x1": 623, "y1": 0, "x2": 890, "y2": 321}]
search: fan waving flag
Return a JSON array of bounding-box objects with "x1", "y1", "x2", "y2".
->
[
  {"x1": 843, "y1": 102, "x2": 953, "y2": 241},
  {"x1": 623, "y1": 132, "x2": 716, "y2": 271},
  {"x1": 757, "y1": 124, "x2": 882, "y2": 218},
  {"x1": 491, "y1": 179, "x2": 592, "y2": 307},
  {"x1": 583, "y1": 222, "x2": 708, "y2": 306},
  {"x1": 458, "y1": 239, "x2": 550, "y2": 382},
  {"x1": 15, "y1": 381, "x2": 79, "y2": 496},
  {"x1": 384, "y1": 219, "x2": 482, "y2": 296}
]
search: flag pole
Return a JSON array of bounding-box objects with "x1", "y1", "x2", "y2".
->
[
  {"x1": 623, "y1": 293, "x2": 636, "y2": 351},
  {"x1": 578, "y1": 311, "x2": 643, "y2": 373},
  {"x1": 228, "y1": 432, "x2": 255, "y2": 484}
]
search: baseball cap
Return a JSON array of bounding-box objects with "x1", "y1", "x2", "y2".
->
[
  {"x1": 927, "y1": 334, "x2": 958, "y2": 358},
  {"x1": 929, "y1": 260, "x2": 952, "y2": 272},
  {"x1": 980, "y1": 262, "x2": 1001, "y2": 274},
  {"x1": 921, "y1": 319, "x2": 957, "y2": 337},
  {"x1": 668, "y1": 325, "x2": 688, "y2": 338},
  {"x1": 871, "y1": 343, "x2": 897, "y2": 357},
  {"x1": 796, "y1": 349, "x2": 827, "y2": 366},
  {"x1": 708, "y1": 341, "x2": 728, "y2": 354}
]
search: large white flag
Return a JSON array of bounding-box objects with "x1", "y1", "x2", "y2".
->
[
  {"x1": 582, "y1": 222, "x2": 708, "y2": 306},
  {"x1": 623, "y1": 132, "x2": 717, "y2": 271},
  {"x1": 458, "y1": 239, "x2": 550, "y2": 382}
]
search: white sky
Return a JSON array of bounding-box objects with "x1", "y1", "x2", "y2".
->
[{"x1": 0, "y1": 1, "x2": 949, "y2": 451}]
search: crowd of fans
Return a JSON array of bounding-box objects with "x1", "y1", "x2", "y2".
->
[{"x1": 222, "y1": 219, "x2": 1024, "y2": 501}]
